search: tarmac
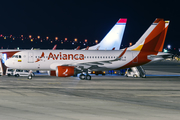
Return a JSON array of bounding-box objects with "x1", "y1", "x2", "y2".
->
[{"x1": 0, "y1": 60, "x2": 180, "y2": 120}]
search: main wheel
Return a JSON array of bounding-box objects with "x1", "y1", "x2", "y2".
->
[
  {"x1": 86, "y1": 75, "x2": 91, "y2": 80},
  {"x1": 79, "y1": 74, "x2": 85, "y2": 80}
]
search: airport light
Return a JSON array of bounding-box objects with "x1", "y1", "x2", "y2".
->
[
  {"x1": 31, "y1": 39, "x2": 33, "y2": 42},
  {"x1": 163, "y1": 49, "x2": 168, "y2": 53},
  {"x1": 21, "y1": 35, "x2": 23, "y2": 38},
  {"x1": 29, "y1": 35, "x2": 32, "y2": 39},
  {"x1": 167, "y1": 45, "x2": 171, "y2": 49},
  {"x1": 13, "y1": 37, "x2": 15, "y2": 40},
  {"x1": 55, "y1": 37, "x2": 58, "y2": 41},
  {"x1": 74, "y1": 38, "x2": 77, "y2": 42},
  {"x1": 95, "y1": 40, "x2": 98, "y2": 44},
  {"x1": 129, "y1": 42, "x2": 132, "y2": 46},
  {"x1": 37, "y1": 36, "x2": 40, "y2": 39},
  {"x1": 65, "y1": 38, "x2": 67, "y2": 41},
  {"x1": 46, "y1": 36, "x2": 49, "y2": 40},
  {"x1": 0, "y1": 34, "x2": 3, "y2": 37},
  {"x1": 51, "y1": 41, "x2": 53, "y2": 43},
  {"x1": 85, "y1": 39, "x2": 87, "y2": 42}
]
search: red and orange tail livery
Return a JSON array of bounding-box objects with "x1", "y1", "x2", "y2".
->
[{"x1": 128, "y1": 18, "x2": 169, "y2": 52}]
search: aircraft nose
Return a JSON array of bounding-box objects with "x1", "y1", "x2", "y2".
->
[{"x1": 5, "y1": 59, "x2": 11, "y2": 67}]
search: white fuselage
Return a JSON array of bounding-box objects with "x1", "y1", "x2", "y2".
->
[{"x1": 5, "y1": 50, "x2": 141, "y2": 71}]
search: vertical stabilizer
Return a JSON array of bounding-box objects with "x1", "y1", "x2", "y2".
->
[
  {"x1": 88, "y1": 18, "x2": 127, "y2": 50},
  {"x1": 128, "y1": 18, "x2": 169, "y2": 52}
]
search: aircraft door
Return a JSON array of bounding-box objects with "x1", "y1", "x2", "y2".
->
[{"x1": 28, "y1": 52, "x2": 34, "y2": 63}]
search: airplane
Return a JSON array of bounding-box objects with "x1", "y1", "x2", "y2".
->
[{"x1": 5, "y1": 18, "x2": 171, "y2": 80}]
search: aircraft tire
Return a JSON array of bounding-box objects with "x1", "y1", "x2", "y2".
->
[
  {"x1": 86, "y1": 75, "x2": 91, "y2": 80},
  {"x1": 79, "y1": 74, "x2": 85, "y2": 80}
]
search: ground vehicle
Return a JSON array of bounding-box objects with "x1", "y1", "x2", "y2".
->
[
  {"x1": 6, "y1": 68, "x2": 14, "y2": 76},
  {"x1": 125, "y1": 66, "x2": 146, "y2": 78},
  {"x1": 13, "y1": 69, "x2": 34, "y2": 77}
]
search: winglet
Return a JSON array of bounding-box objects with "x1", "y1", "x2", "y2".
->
[
  {"x1": 85, "y1": 46, "x2": 89, "y2": 50},
  {"x1": 52, "y1": 44, "x2": 57, "y2": 50},
  {"x1": 76, "y1": 46, "x2": 80, "y2": 50}
]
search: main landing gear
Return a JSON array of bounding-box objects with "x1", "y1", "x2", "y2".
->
[{"x1": 79, "y1": 74, "x2": 91, "y2": 80}]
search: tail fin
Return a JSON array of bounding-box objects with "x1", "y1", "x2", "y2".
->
[
  {"x1": 88, "y1": 18, "x2": 127, "y2": 50},
  {"x1": 128, "y1": 18, "x2": 169, "y2": 52}
]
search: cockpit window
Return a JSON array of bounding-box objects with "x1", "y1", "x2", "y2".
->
[{"x1": 12, "y1": 55, "x2": 21, "y2": 58}]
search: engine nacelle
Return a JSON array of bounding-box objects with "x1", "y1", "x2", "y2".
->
[{"x1": 56, "y1": 66, "x2": 75, "y2": 77}]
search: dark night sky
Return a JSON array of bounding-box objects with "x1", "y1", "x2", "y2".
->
[{"x1": 0, "y1": 0, "x2": 179, "y2": 49}]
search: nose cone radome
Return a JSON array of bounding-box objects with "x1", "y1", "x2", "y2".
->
[{"x1": 5, "y1": 59, "x2": 11, "y2": 67}]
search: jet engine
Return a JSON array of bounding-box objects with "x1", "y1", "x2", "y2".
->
[{"x1": 56, "y1": 66, "x2": 75, "y2": 77}]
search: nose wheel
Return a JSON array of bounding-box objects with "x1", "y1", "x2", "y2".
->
[{"x1": 79, "y1": 74, "x2": 91, "y2": 80}]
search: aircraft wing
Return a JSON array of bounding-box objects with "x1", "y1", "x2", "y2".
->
[{"x1": 50, "y1": 48, "x2": 127, "y2": 69}]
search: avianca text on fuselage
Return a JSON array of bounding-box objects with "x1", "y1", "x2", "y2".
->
[{"x1": 47, "y1": 52, "x2": 84, "y2": 60}]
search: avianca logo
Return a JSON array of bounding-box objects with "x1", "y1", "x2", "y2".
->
[
  {"x1": 48, "y1": 52, "x2": 84, "y2": 60},
  {"x1": 63, "y1": 69, "x2": 68, "y2": 76},
  {"x1": 35, "y1": 52, "x2": 45, "y2": 62},
  {"x1": 35, "y1": 52, "x2": 84, "y2": 62}
]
